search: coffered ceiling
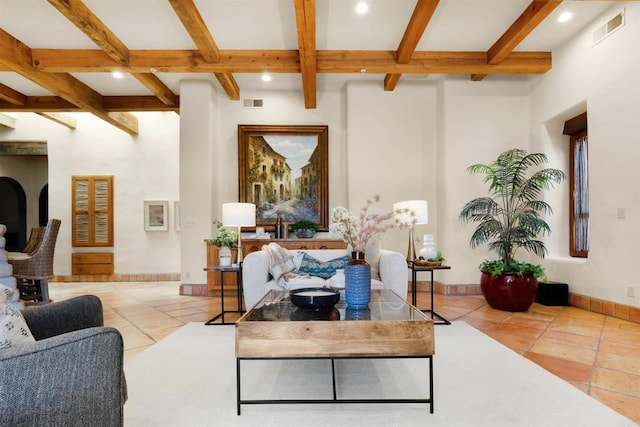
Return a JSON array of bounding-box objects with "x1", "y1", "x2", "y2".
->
[{"x1": 0, "y1": 1, "x2": 621, "y2": 133}]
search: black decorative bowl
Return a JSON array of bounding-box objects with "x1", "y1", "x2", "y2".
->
[{"x1": 289, "y1": 287, "x2": 340, "y2": 310}]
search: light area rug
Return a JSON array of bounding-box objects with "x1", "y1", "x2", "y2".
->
[{"x1": 124, "y1": 321, "x2": 636, "y2": 427}]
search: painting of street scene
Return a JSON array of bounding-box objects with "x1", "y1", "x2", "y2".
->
[{"x1": 238, "y1": 125, "x2": 328, "y2": 229}]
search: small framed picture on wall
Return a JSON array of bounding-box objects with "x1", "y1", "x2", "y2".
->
[{"x1": 144, "y1": 200, "x2": 169, "y2": 231}]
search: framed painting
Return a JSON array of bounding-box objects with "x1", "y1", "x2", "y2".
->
[
  {"x1": 144, "y1": 200, "x2": 169, "y2": 231},
  {"x1": 238, "y1": 124, "x2": 329, "y2": 230}
]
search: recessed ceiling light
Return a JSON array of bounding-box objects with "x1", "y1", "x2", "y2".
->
[
  {"x1": 558, "y1": 11, "x2": 573, "y2": 23},
  {"x1": 355, "y1": 1, "x2": 369, "y2": 15},
  {"x1": 111, "y1": 71, "x2": 124, "y2": 79},
  {"x1": 261, "y1": 73, "x2": 272, "y2": 82}
]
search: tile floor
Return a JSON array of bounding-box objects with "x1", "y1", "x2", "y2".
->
[{"x1": 48, "y1": 281, "x2": 640, "y2": 424}]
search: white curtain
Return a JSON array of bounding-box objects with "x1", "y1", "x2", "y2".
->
[{"x1": 573, "y1": 136, "x2": 589, "y2": 252}]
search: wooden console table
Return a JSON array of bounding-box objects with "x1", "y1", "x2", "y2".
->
[{"x1": 240, "y1": 238, "x2": 346, "y2": 256}]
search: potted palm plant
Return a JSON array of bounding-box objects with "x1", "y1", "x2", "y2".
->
[{"x1": 459, "y1": 148, "x2": 565, "y2": 311}]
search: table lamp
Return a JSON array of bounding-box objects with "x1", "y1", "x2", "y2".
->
[
  {"x1": 393, "y1": 200, "x2": 428, "y2": 263},
  {"x1": 222, "y1": 202, "x2": 256, "y2": 264}
]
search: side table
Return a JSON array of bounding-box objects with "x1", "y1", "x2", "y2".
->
[
  {"x1": 203, "y1": 265, "x2": 244, "y2": 325},
  {"x1": 409, "y1": 262, "x2": 451, "y2": 325}
]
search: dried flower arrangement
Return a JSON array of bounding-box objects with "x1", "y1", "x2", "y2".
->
[{"x1": 329, "y1": 195, "x2": 414, "y2": 253}]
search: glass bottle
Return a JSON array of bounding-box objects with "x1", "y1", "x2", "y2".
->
[{"x1": 274, "y1": 213, "x2": 282, "y2": 239}]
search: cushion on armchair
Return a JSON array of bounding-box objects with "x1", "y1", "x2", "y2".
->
[{"x1": 0, "y1": 284, "x2": 34, "y2": 349}]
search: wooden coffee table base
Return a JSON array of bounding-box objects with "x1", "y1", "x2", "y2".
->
[
  {"x1": 236, "y1": 355, "x2": 433, "y2": 415},
  {"x1": 234, "y1": 289, "x2": 435, "y2": 416}
]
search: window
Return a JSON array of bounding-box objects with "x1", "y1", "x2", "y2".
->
[
  {"x1": 564, "y1": 114, "x2": 589, "y2": 257},
  {"x1": 72, "y1": 175, "x2": 114, "y2": 247}
]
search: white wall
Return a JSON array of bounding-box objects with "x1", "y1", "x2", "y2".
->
[
  {"x1": 530, "y1": 2, "x2": 640, "y2": 306},
  {"x1": 438, "y1": 78, "x2": 532, "y2": 284},
  {"x1": 0, "y1": 111, "x2": 181, "y2": 276},
  {"x1": 346, "y1": 81, "x2": 438, "y2": 252}
]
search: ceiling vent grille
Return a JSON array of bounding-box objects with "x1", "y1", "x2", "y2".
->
[
  {"x1": 242, "y1": 99, "x2": 264, "y2": 109},
  {"x1": 592, "y1": 10, "x2": 624, "y2": 46}
]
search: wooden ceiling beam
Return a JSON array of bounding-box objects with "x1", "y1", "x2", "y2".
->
[
  {"x1": 168, "y1": 0, "x2": 240, "y2": 100},
  {"x1": 0, "y1": 82, "x2": 27, "y2": 105},
  {"x1": 168, "y1": 0, "x2": 219, "y2": 62},
  {"x1": 0, "y1": 96, "x2": 77, "y2": 111},
  {"x1": 37, "y1": 112, "x2": 77, "y2": 129},
  {"x1": 471, "y1": 0, "x2": 562, "y2": 81},
  {"x1": 47, "y1": 0, "x2": 129, "y2": 65},
  {"x1": 48, "y1": 0, "x2": 177, "y2": 107},
  {"x1": 319, "y1": 51, "x2": 551, "y2": 74},
  {"x1": 31, "y1": 48, "x2": 550, "y2": 74},
  {"x1": 33, "y1": 49, "x2": 301, "y2": 73},
  {"x1": 0, "y1": 28, "x2": 138, "y2": 134},
  {"x1": 384, "y1": 0, "x2": 440, "y2": 91},
  {"x1": 0, "y1": 96, "x2": 179, "y2": 112},
  {"x1": 294, "y1": 0, "x2": 317, "y2": 108},
  {"x1": 0, "y1": 113, "x2": 16, "y2": 129},
  {"x1": 488, "y1": 0, "x2": 562, "y2": 64},
  {"x1": 132, "y1": 73, "x2": 177, "y2": 105}
]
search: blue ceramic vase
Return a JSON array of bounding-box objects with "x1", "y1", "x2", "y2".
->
[{"x1": 345, "y1": 251, "x2": 370, "y2": 309}]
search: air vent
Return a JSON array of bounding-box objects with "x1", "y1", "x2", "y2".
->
[
  {"x1": 242, "y1": 99, "x2": 264, "y2": 109},
  {"x1": 593, "y1": 10, "x2": 624, "y2": 46}
]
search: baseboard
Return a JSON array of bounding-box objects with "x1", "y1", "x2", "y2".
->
[
  {"x1": 180, "y1": 283, "x2": 208, "y2": 296},
  {"x1": 51, "y1": 273, "x2": 181, "y2": 282},
  {"x1": 413, "y1": 280, "x2": 483, "y2": 296},
  {"x1": 569, "y1": 292, "x2": 640, "y2": 323}
]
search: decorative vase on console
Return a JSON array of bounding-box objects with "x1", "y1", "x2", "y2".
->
[
  {"x1": 345, "y1": 251, "x2": 370, "y2": 309},
  {"x1": 418, "y1": 234, "x2": 437, "y2": 260}
]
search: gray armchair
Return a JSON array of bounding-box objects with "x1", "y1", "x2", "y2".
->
[{"x1": 0, "y1": 295, "x2": 127, "y2": 427}]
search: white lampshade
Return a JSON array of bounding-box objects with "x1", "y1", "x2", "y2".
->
[
  {"x1": 222, "y1": 203, "x2": 256, "y2": 227},
  {"x1": 393, "y1": 200, "x2": 428, "y2": 225}
]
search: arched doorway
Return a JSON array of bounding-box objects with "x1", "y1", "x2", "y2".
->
[
  {"x1": 39, "y1": 184, "x2": 49, "y2": 226},
  {"x1": 0, "y1": 177, "x2": 27, "y2": 251}
]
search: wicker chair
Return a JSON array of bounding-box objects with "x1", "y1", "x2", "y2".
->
[
  {"x1": 8, "y1": 219, "x2": 61, "y2": 303},
  {"x1": 23, "y1": 226, "x2": 45, "y2": 255}
]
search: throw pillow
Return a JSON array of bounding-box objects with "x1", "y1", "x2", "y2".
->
[
  {"x1": 297, "y1": 253, "x2": 351, "y2": 279},
  {"x1": 0, "y1": 284, "x2": 35, "y2": 349}
]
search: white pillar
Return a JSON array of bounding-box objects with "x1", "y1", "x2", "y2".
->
[{"x1": 179, "y1": 80, "x2": 218, "y2": 286}]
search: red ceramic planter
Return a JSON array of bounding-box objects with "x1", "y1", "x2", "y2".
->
[{"x1": 480, "y1": 271, "x2": 538, "y2": 312}]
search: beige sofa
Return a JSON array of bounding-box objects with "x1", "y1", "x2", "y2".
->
[{"x1": 242, "y1": 248, "x2": 408, "y2": 309}]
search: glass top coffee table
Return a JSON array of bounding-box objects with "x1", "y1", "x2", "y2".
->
[{"x1": 235, "y1": 289, "x2": 435, "y2": 415}]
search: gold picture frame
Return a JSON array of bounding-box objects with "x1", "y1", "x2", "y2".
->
[{"x1": 238, "y1": 124, "x2": 329, "y2": 230}]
